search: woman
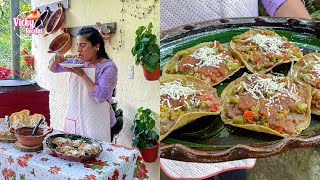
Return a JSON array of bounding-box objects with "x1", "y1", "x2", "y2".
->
[
  {"x1": 49, "y1": 27, "x2": 118, "y2": 142},
  {"x1": 160, "y1": 0, "x2": 311, "y2": 180}
]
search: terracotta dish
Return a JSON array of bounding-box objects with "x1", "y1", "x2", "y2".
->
[
  {"x1": 48, "y1": 33, "x2": 72, "y2": 54},
  {"x1": 45, "y1": 3, "x2": 65, "y2": 36},
  {"x1": 10, "y1": 126, "x2": 53, "y2": 147}
]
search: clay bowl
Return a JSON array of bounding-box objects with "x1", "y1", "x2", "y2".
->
[
  {"x1": 10, "y1": 126, "x2": 53, "y2": 147},
  {"x1": 45, "y1": 4, "x2": 65, "y2": 36},
  {"x1": 48, "y1": 32, "x2": 72, "y2": 54}
]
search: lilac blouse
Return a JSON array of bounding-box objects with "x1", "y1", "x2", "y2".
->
[
  {"x1": 262, "y1": 0, "x2": 286, "y2": 17},
  {"x1": 51, "y1": 58, "x2": 118, "y2": 127}
]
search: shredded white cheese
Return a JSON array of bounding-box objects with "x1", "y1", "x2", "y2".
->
[
  {"x1": 190, "y1": 46, "x2": 230, "y2": 68},
  {"x1": 236, "y1": 74, "x2": 301, "y2": 110},
  {"x1": 246, "y1": 34, "x2": 285, "y2": 55},
  {"x1": 160, "y1": 80, "x2": 199, "y2": 108}
]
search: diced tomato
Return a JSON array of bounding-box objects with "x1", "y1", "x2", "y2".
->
[
  {"x1": 283, "y1": 42, "x2": 291, "y2": 48},
  {"x1": 210, "y1": 74, "x2": 217, "y2": 82},
  {"x1": 199, "y1": 95, "x2": 207, "y2": 102},
  {"x1": 283, "y1": 52, "x2": 290, "y2": 60},
  {"x1": 274, "y1": 124, "x2": 284, "y2": 133},
  {"x1": 243, "y1": 110, "x2": 254, "y2": 123},
  {"x1": 212, "y1": 103, "x2": 219, "y2": 112},
  {"x1": 207, "y1": 96, "x2": 212, "y2": 101},
  {"x1": 317, "y1": 83, "x2": 320, "y2": 89},
  {"x1": 217, "y1": 68, "x2": 226, "y2": 77}
]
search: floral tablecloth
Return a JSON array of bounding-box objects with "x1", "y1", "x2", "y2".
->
[{"x1": 0, "y1": 141, "x2": 150, "y2": 180}]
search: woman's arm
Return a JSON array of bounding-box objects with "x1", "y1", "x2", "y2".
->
[
  {"x1": 262, "y1": 0, "x2": 311, "y2": 19},
  {"x1": 89, "y1": 65, "x2": 118, "y2": 103},
  {"x1": 275, "y1": 0, "x2": 311, "y2": 18}
]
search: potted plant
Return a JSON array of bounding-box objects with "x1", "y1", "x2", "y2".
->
[
  {"x1": 131, "y1": 107, "x2": 159, "y2": 162},
  {"x1": 22, "y1": 50, "x2": 34, "y2": 66},
  {"x1": 131, "y1": 22, "x2": 160, "y2": 81}
]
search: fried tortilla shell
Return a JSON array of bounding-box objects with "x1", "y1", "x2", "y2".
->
[
  {"x1": 230, "y1": 29, "x2": 302, "y2": 74},
  {"x1": 163, "y1": 41, "x2": 243, "y2": 86},
  {"x1": 221, "y1": 73, "x2": 311, "y2": 137},
  {"x1": 311, "y1": 88, "x2": 320, "y2": 115},
  {"x1": 289, "y1": 53, "x2": 320, "y2": 88},
  {"x1": 160, "y1": 75, "x2": 223, "y2": 140}
]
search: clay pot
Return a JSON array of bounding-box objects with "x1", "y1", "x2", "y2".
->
[
  {"x1": 48, "y1": 33, "x2": 72, "y2": 54},
  {"x1": 141, "y1": 63, "x2": 160, "y2": 81},
  {"x1": 34, "y1": 7, "x2": 51, "y2": 29},
  {"x1": 23, "y1": 56, "x2": 34, "y2": 66},
  {"x1": 10, "y1": 126, "x2": 53, "y2": 147},
  {"x1": 139, "y1": 143, "x2": 159, "y2": 162},
  {"x1": 44, "y1": 3, "x2": 65, "y2": 36}
]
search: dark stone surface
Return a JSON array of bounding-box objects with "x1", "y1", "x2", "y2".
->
[{"x1": 247, "y1": 146, "x2": 320, "y2": 180}]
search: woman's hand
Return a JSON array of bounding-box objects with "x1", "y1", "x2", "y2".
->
[
  {"x1": 70, "y1": 67, "x2": 86, "y2": 77},
  {"x1": 53, "y1": 52, "x2": 66, "y2": 63}
]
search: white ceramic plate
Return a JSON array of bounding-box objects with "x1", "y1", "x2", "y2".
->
[{"x1": 59, "y1": 63, "x2": 84, "y2": 68}]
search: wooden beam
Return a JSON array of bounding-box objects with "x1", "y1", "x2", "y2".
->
[{"x1": 10, "y1": 0, "x2": 20, "y2": 79}]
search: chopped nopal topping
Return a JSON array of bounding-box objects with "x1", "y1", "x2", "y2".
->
[
  {"x1": 246, "y1": 34, "x2": 285, "y2": 56},
  {"x1": 190, "y1": 46, "x2": 230, "y2": 68}
]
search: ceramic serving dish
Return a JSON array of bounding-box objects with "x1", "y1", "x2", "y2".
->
[
  {"x1": 160, "y1": 17, "x2": 320, "y2": 163},
  {"x1": 46, "y1": 134, "x2": 103, "y2": 162}
]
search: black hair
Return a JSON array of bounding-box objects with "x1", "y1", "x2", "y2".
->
[{"x1": 77, "y1": 27, "x2": 109, "y2": 59}]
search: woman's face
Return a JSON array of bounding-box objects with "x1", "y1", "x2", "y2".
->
[{"x1": 76, "y1": 35, "x2": 100, "y2": 62}]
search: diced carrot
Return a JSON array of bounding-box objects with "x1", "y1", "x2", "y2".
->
[
  {"x1": 283, "y1": 52, "x2": 290, "y2": 60},
  {"x1": 243, "y1": 110, "x2": 254, "y2": 123},
  {"x1": 274, "y1": 124, "x2": 284, "y2": 133},
  {"x1": 313, "y1": 92, "x2": 318, "y2": 100}
]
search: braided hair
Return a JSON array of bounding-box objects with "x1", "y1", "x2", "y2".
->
[{"x1": 77, "y1": 27, "x2": 109, "y2": 59}]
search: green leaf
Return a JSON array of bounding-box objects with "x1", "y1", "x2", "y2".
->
[
  {"x1": 147, "y1": 44, "x2": 159, "y2": 53},
  {"x1": 131, "y1": 46, "x2": 137, "y2": 56},
  {"x1": 140, "y1": 37, "x2": 150, "y2": 44},
  {"x1": 136, "y1": 26, "x2": 145, "y2": 36}
]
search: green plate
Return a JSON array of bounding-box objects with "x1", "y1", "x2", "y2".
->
[{"x1": 160, "y1": 17, "x2": 320, "y2": 163}]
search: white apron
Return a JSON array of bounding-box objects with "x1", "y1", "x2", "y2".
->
[{"x1": 64, "y1": 67, "x2": 111, "y2": 142}]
